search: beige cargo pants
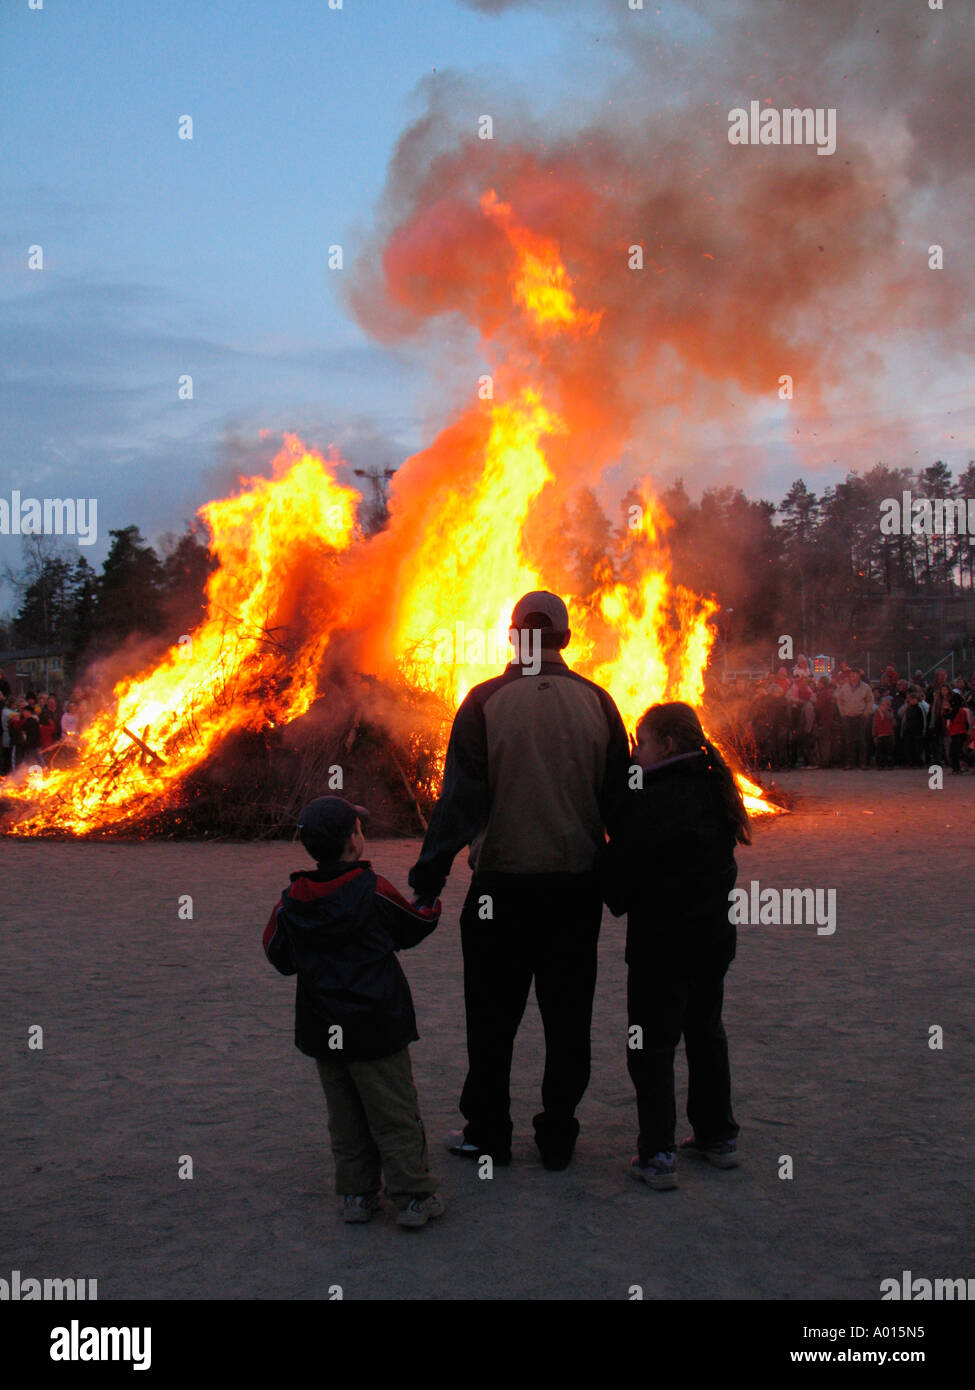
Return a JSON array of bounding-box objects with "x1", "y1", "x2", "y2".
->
[{"x1": 315, "y1": 1047, "x2": 438, "y2": 1208}]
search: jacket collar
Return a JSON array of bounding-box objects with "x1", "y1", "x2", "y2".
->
[
  {"x1": 287, "y1": 861, "x2": 370, "y2": 900},
  {"x1": 639, "y1": 749, "x2": 709, "y2": 778}
]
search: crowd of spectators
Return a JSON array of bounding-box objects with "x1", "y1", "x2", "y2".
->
[
  {"x1": 0, "y1": 667, "x2": 94, "y2": 777},
  {"x1": 710, "y1": 656, "x2": 975, "y2": 775}
]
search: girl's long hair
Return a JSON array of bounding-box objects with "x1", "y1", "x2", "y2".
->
[{"x1": 636, "y1": 701, "x2": 752, "y2": 846}]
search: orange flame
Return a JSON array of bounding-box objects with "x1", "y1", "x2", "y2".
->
[
  {"x1": 3, "y1": 200, "x2": 781, "y2": 834},
  {"x1": 481, "y1": 190, "x2": 602, "y2": 334},
  {"x1": 4, "y1": 439, "x2": 360, "y2": 835}
]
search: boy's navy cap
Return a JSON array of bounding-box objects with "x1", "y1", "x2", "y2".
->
[
  {"x1": 510, "y1": 590, "x2": 569, "y2": 634},
  {"x1": 297, "y1": 796, "x2": 368, "y2": 845}
]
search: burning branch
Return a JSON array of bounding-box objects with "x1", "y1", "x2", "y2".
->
[{"x1": 122, "y1": 726, "x2": 166, "y2": 765}]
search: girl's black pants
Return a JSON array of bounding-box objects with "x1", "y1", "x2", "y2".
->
[{"x1": 626, "y1": 946, "x2": 739, "y2": 1160}]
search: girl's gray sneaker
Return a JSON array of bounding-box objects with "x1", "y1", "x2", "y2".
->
[{"x1": 396, "y1": 1193, "x2": 445, "y2": 1228}]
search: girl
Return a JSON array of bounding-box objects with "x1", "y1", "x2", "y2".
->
[
  {"x1": 945, "y1": 692, "x2": 972, "y2": 774},
  {"x1": 618, "y1": 702, "x2": 750, "y2": 1190}
]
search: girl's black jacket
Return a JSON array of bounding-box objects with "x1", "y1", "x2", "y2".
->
[
  {"x1": 609, "y1": 750, "x2": 740, "y2": 969},
  {"x1": 263, "y1": 860, "x2": 439, "y2": 1061}
]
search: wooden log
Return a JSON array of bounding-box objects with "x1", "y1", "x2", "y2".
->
[
  {"x1": 121, "y1": 725, "x2": 166, "y2": 765},
  {"x1": 389, "y1": 746, "x2": 428, "y2": 833}
]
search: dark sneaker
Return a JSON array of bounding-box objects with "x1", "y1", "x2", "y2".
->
[
  {"x1": 533, "y1": 1113, "x2": 580, "y2": 1171},
  {"x1": 679, "y1": 1136, "x2": 740, "y2": 1169},
  {"x1": 342, "y1": 1194, "x2": 382, "y2": 1223},
  {"x1": 396, "y1": 1193, "x2": 446, "y2": 1228},
  {"x1": 629, "y1": 1152, "x2": 677, "y2": 1190},
  {"x1": 445, "y1": 1131, "x2": 512, "y2": 1166}
]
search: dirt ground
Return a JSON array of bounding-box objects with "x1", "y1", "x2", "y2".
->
[{"x1": 2, "y1": 770, "x2": 973, "y2": 1300}]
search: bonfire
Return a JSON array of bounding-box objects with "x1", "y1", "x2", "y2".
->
[{"x1": 2, "y1": 190, "x2": 780, "y2": 837}]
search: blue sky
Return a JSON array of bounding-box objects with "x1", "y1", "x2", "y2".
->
[{"x1": 1, "y1": 0, "x2": 972, "y2": 607}]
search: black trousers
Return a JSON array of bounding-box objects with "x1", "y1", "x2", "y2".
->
[
  {"x1": 458, "y1": 870, "x2": 602, "y2": 1151},
  {"x1": 841, "y1": 714, "x2": 867, "y2": 767},
  {"x1": 626, "y1": 948, "x2": 739, "y2": 1160}
]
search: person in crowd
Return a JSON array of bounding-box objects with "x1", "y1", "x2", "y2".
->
[
  {"x1": 0, "y1": 690, "x2": 14, "y2": 775},
  {"x1": 879, "y1": 665, "x2": 899, "y2": 696},
  {"x1": 751, "y1": 677, "x2": 789, "y2": 770},
  {"x1": 60, "y1": 700, "x2": 80, "y2": 741},
  {"x1": 873, "y1": 696, "x2": 896, "y2": 769},
  {"x1": 10, "y1": 699, "x2": 43, "y2": 771},
  {"x1": 408, "y1": 591, "x2": 630, "y2": 1171},
  {"x1": 945, "y1": 692, "x2": 972, "y2": 775},
  {"x1": 788, "y1": 677, "x2": 816, "y2": 768},
  {"x1": 726, "y1": 677, "x2": 758, "y2": 766},
  {"x1": 614, "y1": 702, "x2": 749, "y2": 1190},
  {"x1": 899, "y1": 688, "x2": 927, "y2": 768},
  {"x1": 749, "y1": 680, "x2": 775, "y2": 770},
  {"x1": 836, "y1": 668, "x2": 874, "y2": 769},
  {"x1": 927, "y1": 670, "x2": 951, "y2": 765},
  {"x1": 813, "y1": 677, "x2": 836, "y2": 769},
  {"x1": 263, "y1": 796, "x2": 444, "y2": 1228},
  {"x1": 38, "y1": 697, "x2": 61, "y2": 754},
  {"x1": 890, "y1": 679, "x2": 910, "y2": 763},
  {"x1": 769, "y1": 680, "x2": 791, "y2": 768}
]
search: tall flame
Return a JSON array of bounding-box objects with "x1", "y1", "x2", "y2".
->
[{"x1": 3, "y1": 195, "x2": 780, "y2": 835}]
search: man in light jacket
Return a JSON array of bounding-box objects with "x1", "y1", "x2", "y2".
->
[
  {"x1": 409, "y1": 591, "x2": 630, "y2": 1171},
  {"x1": 836, "y1": 669, "x2": 874, "y2": 769}
]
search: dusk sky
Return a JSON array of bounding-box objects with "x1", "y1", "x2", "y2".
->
[{"x1": 2, "y1": 0, "x2": 973, "y2": 606}]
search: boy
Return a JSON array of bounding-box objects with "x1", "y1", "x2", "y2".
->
[{"x1": 263, "y1": 795, "x2": 444, "y2": 1227}]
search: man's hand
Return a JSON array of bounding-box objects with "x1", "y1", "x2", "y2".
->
[{"x1": 411, "y1": 893, "x2": 439, "y2": 913}]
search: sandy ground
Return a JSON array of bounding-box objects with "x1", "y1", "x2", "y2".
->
[{"x1": 2, "y1": 770, "x2": 973, "y2": 1301}]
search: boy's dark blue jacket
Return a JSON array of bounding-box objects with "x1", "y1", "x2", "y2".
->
[
  {"x1": 610, "y1": 750, "x2": 739, "y2": 968},
  {"x1": 263, "y1": 860, "x2": 439, "y2": 1062}
]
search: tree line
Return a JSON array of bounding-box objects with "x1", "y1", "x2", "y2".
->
[
  {"x1": 0, "y1": 525, "x2": 213, "y2": 663},
  {"x1": 2, "y1": 460, "x2": 973, "y2": 676}
]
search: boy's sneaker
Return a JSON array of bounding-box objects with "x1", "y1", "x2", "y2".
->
[
  {"x1": 629, "y1": 1152, "x2": 677, "y2": 1190},
  {"x1": 342, "y1": 1194, "x2": 382, "y2": 1223},
  {"x1": 396, "y1": 1193, "x2": 445, "y2": 1228},
  {"x1": 679, "y1": 1136, "x2": 740, "y2": 1169},
  {"x1": 445, "y1": 1130, "x2": 512, "y2": 1166}
]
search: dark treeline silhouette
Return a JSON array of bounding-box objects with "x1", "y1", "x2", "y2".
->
[
  {"x1": 658, "y1": 461, "x2": 975, "y2": 656},
  {"x1": 3, "y1": 461, "x2": 973, "y2": 683},
  {"x1": 4, "y1": 525, "x2": 214, "y2": 669}
]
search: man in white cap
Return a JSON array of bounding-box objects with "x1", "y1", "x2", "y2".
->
[{"x1": 409, "y1": 591, "x2": 629, "y2": 1170}]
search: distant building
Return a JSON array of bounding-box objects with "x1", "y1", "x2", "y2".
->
[{"x1": 0, "y1": 647, "x2": 69, "y2": 697}]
